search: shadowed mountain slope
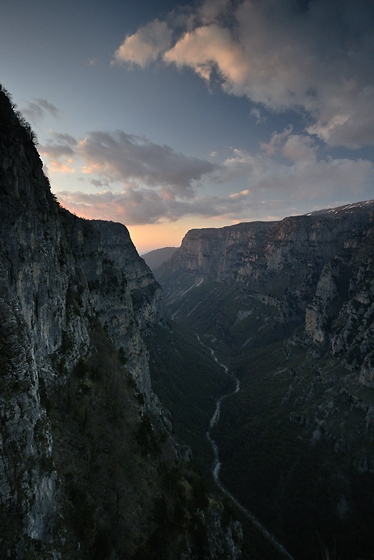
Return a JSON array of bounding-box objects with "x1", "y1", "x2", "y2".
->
[{"x1": 142, "y1": 246, "x2": 177, "y2": 271}]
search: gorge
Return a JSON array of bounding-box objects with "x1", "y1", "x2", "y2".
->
[
  {"x1": 152, "y1": 200, "x2": 374, "y2": 560},
  {"x1": 2, "y1": 80, "x2": 374, "y2": 560}
]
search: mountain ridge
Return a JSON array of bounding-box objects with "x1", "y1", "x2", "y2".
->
[{"x1": 141, "y1": 246, "x2": 177, "y2": 271}]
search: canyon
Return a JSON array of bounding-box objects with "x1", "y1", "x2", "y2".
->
[
  {"x1": 153, "y1": 200, "x2": 374, "y2": 560},
  {"x1": 2, "y1": 79, "x2": 374, "y2": 559}
]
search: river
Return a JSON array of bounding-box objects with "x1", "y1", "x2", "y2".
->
[{"x1": 196, "y1": 333, "x2": 295, "y2": 560}]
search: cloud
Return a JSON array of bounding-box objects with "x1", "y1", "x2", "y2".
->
[
  {"x1": 39, "y1": 131, "x2": 77, "y2": 159},
  {"x1": 55, "y1": 130, "x2": 374, "y2": 226},
  {"x1": 38, "y1": 115, "x2": 372, "y2": 227},
  {"x1": 114, "y1": 0, "x2": 374, "y2": 148},
  {"x1": 260, "y1": 127, "x2": 317, "y2": 161},
  {"x1": 112, "y1": 19, "x2": 173, "y2": 67},
  {"x1": 75, "y1": 130, "x2": 220, "y2": 198},
  {"x1": 163, "y1": 23, "x2": 249, "y2": 85},
  {"x1": 197, "y1": 0, "x2": 232, "y2": 24},
  {"x1": 21, "y1": 98, "x2": 60, "y2": 124},
  {"x1": 220, "y1": 135, "x2": 374, "y2": 202},
  {"x1": 48, "y1": 160, "x2": 75, "y2": 174},
  {"x1": 56, "y1": 186, "x2": 260, "y2": 226},
  {"x1": 250, "y1": 107, "x2": 266, "y2": 125}
]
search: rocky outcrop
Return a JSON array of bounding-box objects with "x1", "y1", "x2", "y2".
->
[
  {"x1": 142, "y1": 246, "x2": 178, "y2": 271},
  {"x1": 61, "y1": 214, "x2": 165, "y2": 398},
  {"x1": 157, "y1": 200, "x2": 374, "y2": 383},
  {"x1": 0, "y1": 84, "x2": 163, "y2": 556}
]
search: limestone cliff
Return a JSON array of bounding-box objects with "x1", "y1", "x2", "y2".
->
[
  {"x1": 0, "y1": 86, "x2": 243, "y2": 559},
  {"x1": 306, "y1": 218, "x2": 374, "y2": 386},
  {"x1": 157, "y1": 203, "x2": 374, "y2": 322},
  {"x1": 0, "y1": 83, "x2": 162, "y2": 556}
]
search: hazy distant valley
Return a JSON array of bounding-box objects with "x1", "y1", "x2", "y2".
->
[{"x1": 2, "y1": 81, "x2": 374, "y2": 560}]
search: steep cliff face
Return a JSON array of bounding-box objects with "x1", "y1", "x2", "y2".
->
[
  {"x1": 158, "y1": 203, "x2": 374, "y2": 321},
  {"x1": 306, "y1": 219, "x2": 374, "y2": 386},
  {"x1": 0, "y1": 86, "x2": 243, "y2": 559},
  {"x1": 61, "y1": 214, "x2": 165, "y2": 399}
]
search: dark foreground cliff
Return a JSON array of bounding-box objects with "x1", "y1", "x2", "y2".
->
[
  {"x1": 154, "y1": 202, "x2": 374, "y2": 559},
  {"x1": 0, "y1": 86, "x2": 245, "y2": 559}
]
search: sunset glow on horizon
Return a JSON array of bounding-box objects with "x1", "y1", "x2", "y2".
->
[{"x1": 2, "y1": 0, "x2": 373, "y2": 254}]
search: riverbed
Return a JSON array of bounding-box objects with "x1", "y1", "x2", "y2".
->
[{"x1": 196, "y1": 333, "x2": 295, "y2": 560}]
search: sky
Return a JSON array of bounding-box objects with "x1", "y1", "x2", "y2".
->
[{"x1": 1, "y1": 0, "x2": 374, "y2": 253}]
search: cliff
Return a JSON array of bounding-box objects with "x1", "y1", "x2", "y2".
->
[
  {"x1": 305, "y1": 219, "x2": 374, "y2": 386},
  {"x1": 157, "y1": 203, "x2": 374, "y2": 322},
  {"x1": 0, "y1": 86, "x2": 243, "y2": 559}
]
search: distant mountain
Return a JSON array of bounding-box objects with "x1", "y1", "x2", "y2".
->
[{"x1": 142, "y1": 246, "x2": 178, "y2": 270}]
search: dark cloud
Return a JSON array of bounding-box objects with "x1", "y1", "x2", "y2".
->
[
  {"x1": 76, "y1": 130, "x2": 221, "y2": 198},
  {"x1": 55, "y1": 133, "x2": 374, "y2": 226},
  {"x1": 39, "y1": 132, "x2": 77, "y2": 159},
  {"x1": 48, "y1": 125, "x2": 373, "y2": 225},
  {"x1": 21, "y1": 98, "x2": 60, "y2": 124},
  {"x1": 56, "y1": 187, "x2": 249, "y2": 225},
  {"x1": 35, "y1": 98, "x2": 60, "y2": 118}
]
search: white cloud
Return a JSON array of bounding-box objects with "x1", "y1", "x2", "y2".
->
[
  {"x1": 260, "y1": 128, "x2": 317, "y2": 162},
  {"x1": 219, "y1": 137, "x2": 374, "y2": 202}
]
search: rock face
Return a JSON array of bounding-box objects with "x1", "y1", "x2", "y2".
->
[
  {"x1": 158, "y1": 203, "x2": 374, "y2": 322},
  {"x1": 155, "y1": 201, "x2": 374, "y2": 559},
  {"x1": 0, "y1": 86, "x2": 243, "y2": 559},
  {"x1": 0, "y1": 85, "x2": 159, "y2": 555},
  {"x1": 306, "y1": 221, "x2": 374, "y2": 386}
]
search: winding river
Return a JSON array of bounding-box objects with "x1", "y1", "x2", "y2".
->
[{"x1": 196, "y1": 333, "x2": 295, "y2": 560}]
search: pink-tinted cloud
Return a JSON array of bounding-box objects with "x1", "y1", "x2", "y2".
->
[
  {"x1": 113, "y1": 0, "x2": 374, "y2": 148},
  {"x1": 164, "y1": 24, "x2": 249, "y2": 87},
  {"x1": 56, "y1": 140, "x2": 374, "y2": 226},
  {"x1": 112, "y1": 19, "x2": 173, "y2": 67}
]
